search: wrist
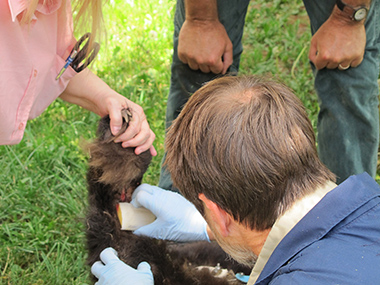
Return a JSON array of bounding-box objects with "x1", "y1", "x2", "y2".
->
[
  {"x1": 91, "y1": 83, "x2": 123, "y2": 117},
  {"x1": 183, "y1": 18, "x2": 221, "y2": 30},
  {"x1": 184, "y1": 0, "x2": 218, "y2": 22},
  {"x1": 333, "y1": 0, "x2": 370, "y2": 23}
]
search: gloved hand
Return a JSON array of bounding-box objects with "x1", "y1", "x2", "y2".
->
[
  {"x1": 91, "y1": 247, "x2": 154, "y2": 285},
  {"x1": 131, "y1": 184, "x2": 209, "y2": 242}
]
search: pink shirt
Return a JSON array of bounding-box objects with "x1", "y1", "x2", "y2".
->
[{"x1": 0, "y1": 0, "x2": 77, "y2": 145}]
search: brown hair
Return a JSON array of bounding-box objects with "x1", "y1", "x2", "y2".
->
[{"x1": 165, "y1": 75, "x2": 335, "y2": 231}]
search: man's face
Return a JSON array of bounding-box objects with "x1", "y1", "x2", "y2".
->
[{"x1": 205, "y1": 212, "x2": 257, "y2": 268}]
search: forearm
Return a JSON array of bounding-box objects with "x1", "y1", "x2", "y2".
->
[
  {"x1": 337, "y1": 0, "x2": 371, "y2": 6},
  {"x1": 60, "y1": 68, "x2": 156, "y2": 155},
  {"x1": 60, "y1": 68, "x2": 118, "y2": 117},
  {"x1": 184, "y1": 0, "x2": 218, "y2": 21}
]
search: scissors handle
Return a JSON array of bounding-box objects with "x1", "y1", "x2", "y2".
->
[
  {"x1": 55, "y1": 50, "x2": 78, "y2": 80},
  {"x1": 70, "y1": 33, "x2": 100, "y2": 73}
]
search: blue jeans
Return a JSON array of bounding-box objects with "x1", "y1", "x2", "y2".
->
[
  {"x1": 159, "y1": 0, "x2": 380, "y2": 190},
  {"x1": 303, "y1": 0, "x2": 380, "y2": 183}
]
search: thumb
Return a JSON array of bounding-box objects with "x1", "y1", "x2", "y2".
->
[
  {"x1": 108, "y1": 108, "x2": 123, "y2": 136},
  {"x1": 308, "y1": 41, "x2": 318, "y2": 66},
  {"x1": 137, "y1": 261, "x2": 152, "y2": 273},
  {"x1": 222, "y1": 47, "x2": 233, "y2": 74},
  {"x1": 100, "y1": 247, "x2": 120, "y2": 264},
  {"x1": 132, "y1": 187, "x2": 162, "y2": 216},
  {"x1": 131, "y1": 190, "x2": 153, "y2": 210},
  {"x1": 133, "y1": 220, "x2": 162, "y2": 237}
]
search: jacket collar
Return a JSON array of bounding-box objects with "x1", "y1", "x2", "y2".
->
[
  {"x1": 255, "y1": 173, "x2": 380, "y2": 284},
  {"x1": 248, "y1": 180, "x2": 337, "y2": 284}
]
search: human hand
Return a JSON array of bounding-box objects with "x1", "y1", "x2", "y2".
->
[
  {"x1": 60, "y1": 69, "x2": 156, "y2": 156},
  {"x1": 91, "y1": 247, "x2": 154, "y2": 285},
  {"x1": 131, "y1": 184, "x2": 209, "y2": 242},
  {"x1": 105, "y1": 95, "x2": 157, "y2": 156},
  {"x1": 178, "y1": 19, "x2": 233, "y2": 74},
  {"x1": 309, "y1": 13, "x2": 366, "y2": 70}
]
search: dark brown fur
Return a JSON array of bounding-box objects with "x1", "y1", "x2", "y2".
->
[{"x1": 86, "y1": 109, "x2": 251, "y2": 284}]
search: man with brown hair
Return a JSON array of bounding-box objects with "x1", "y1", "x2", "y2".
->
[
  {"x1": 92, "y1": 76, "x2": 380, "y2": 284},
  {"x1": 159, "y1": 0, "x2": 380, "y2": 189}
]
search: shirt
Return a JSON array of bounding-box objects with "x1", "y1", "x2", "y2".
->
[{"x1": 0, "y1": 0, "x2": 77, "y2": 145}]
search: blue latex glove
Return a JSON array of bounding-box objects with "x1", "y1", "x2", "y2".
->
[
  {"x1": 91, "y1": 247, "x2": 154, "y2": 285},
  {"x1": 131, "y1": 184, "x2": 209, "y2": 242}
]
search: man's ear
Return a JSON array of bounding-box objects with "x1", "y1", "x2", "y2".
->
[{"x1": 198, "y1": 193, "x2": 232, "y2": 237}]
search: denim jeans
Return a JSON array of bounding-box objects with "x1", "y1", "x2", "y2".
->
[{"x1": 159, "y1": 0, "x2": 380, "y2": 190}]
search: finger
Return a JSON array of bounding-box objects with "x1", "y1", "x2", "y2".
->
[
  {"x1": 308, "y1": 44, "x2": 318, "y2": 65},
  {"x1": 137, "y1": 261, "x2": 152, "y2": 272},
  {"x1": 338, "y1": 62, "x2": 351, "y2": 70},
  {"x1": 133, "y1": 130, "x2": 156, "y2": 155},
  {"x1": 178, "y1": 52, "x2": 188, "y2": 65},
  {"x1": 114, "y1": 104, "x2": 146, "y2": 143},
  {"x1": 149, "y1": 145, "x2": 157, "y2": 157},
  {"x1": 100, "y1": 247, "x2": 120, "y2": 264},
  {"x1": 114, "y1": 118, "x2": 141, "y2": 143},
  {"x1": 326, "y1": 61, "x2": 339, "y2": 69},
  {"x1": 91, "y1": 261, "x2": 105, "y2": 279},
  {"x1": 131, "y1": 186, "x2": 166, "y2": 217},
  {"x1": 131, "y1": 189, "x2": 154, "y2": 210},
  {"x1": 121, "y1": 123, "x2": 152, "y2": 150},
  {"x1": 350, "y1": 57, "x2": 363, "y2": 68},
  {"x1": 120, "y1": 117, "x2": 155, "y2": 153},
  {"x1": 133, "y1": 221, "x2": 162, "y2": 238},
  {"x1": 131, "y1": 184, "x2": 154, "y2": 206},
  {"x1": 198, "y1": 63, "x2": 211, "y2": 73},
  {"x1": 313, "y1": 57, "x2": 328, "y2": 70},
  {"x1": 187, "y1": 60, "x2": 199, "y2": 71},
  {"x1": 221, "y1": 43, "x2": 233, "y2": 74},
  {"x1": 209, "y1": 61, "x2": 224, "y2": 74},
  {"x1": 121, "y1": 130, "x2": 148, "y2": 150},
  {"x1": 308, "y1": 45, "x2": 327, "y2": 70}
]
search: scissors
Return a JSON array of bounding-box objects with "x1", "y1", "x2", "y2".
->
[{"x1": 56, "y1": 33, "x2": 100, "y2": 80}]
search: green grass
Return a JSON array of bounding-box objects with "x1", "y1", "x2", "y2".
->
[
  {"x1": 240, "y1": 1, "x2": 317, "y2": 123},
  {"x1": 0, "y1": 0, "x2": 378, "y2": 284},
  {"x1": 1, "y1": 1, "x2": 173, "y2": 283}
]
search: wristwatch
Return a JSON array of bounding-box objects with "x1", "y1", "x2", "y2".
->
[{"x1": 336, "y1": 0, "x2": 369, "y2": 21}]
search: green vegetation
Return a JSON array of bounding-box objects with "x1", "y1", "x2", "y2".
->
[{"x1": 0, "y1": 0, "x2": 377, "y2": 284}]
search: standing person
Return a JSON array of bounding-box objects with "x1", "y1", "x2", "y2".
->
[
  {"x1": 0, "y1": 0, "x2": 156, "y2": 155},
  {"x1": 158, "y1": 0, "x2": 250, "y2": 190},
  {"x1": 304, "y1": 0, "x2": 379, "y2": 183},
  {"x1": 159, "y1": 0, "x2": 379, "y2": 189},
  {"x1": 91, "y1": 76, "x2": 380, "y2": 284}
]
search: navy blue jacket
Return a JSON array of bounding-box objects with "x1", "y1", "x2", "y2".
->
[{"x1": 256, "y1": 173, "x2": 380, "y2": 284}]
